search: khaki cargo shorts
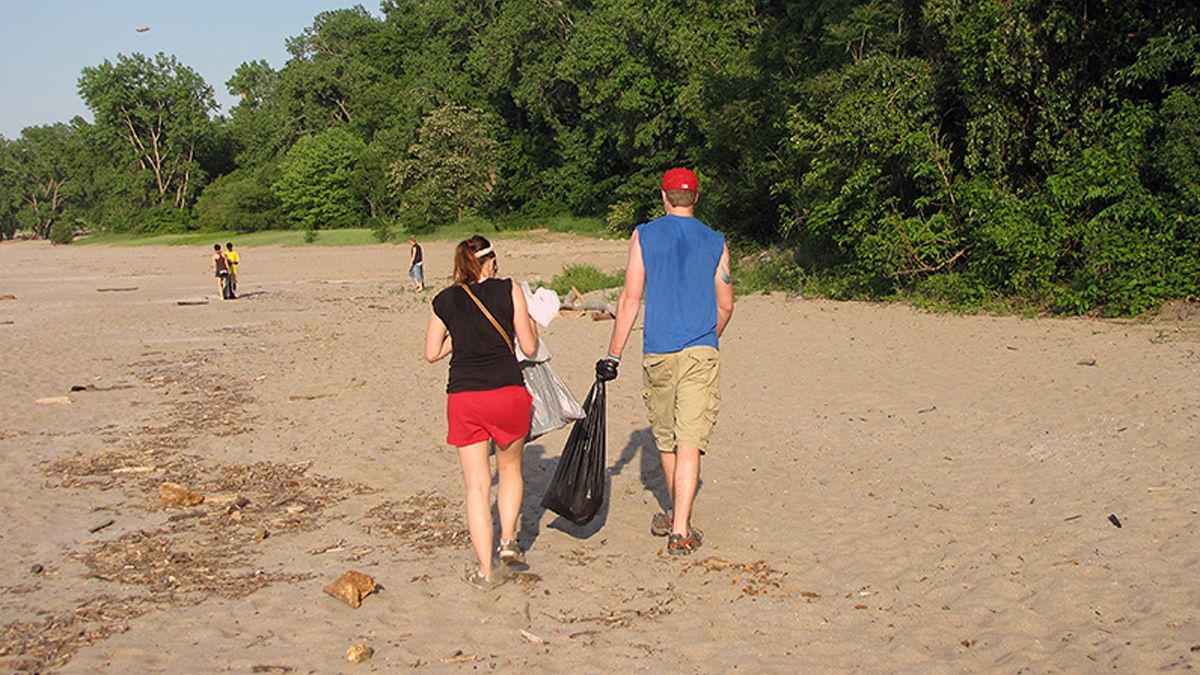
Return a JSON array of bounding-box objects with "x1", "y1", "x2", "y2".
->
[{"x1": 641, "y1": 345, "x2": 721, "y2": 453}]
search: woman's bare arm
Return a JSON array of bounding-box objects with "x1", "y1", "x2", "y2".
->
[
  {"x1": 511, "y1": 282, "x2": 539, "y2": 357},
  {"x1": 424, "y1": 311, "x2": 452, "y2": 362}
]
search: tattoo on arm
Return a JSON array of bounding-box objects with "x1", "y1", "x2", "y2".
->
[{"x1": 719, "y1": 263, "x2": 732, "y2": 284}]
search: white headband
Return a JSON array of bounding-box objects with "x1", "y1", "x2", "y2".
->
[{"x1": 473, "y1": 246, "x2": 494, "y2": 259}]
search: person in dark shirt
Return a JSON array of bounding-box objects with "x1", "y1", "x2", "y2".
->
[
  {"x1": 408, "y1": 236, "x2": 424, "y2": 291},
  {"x1": 210, "y1": 244, "x2": 230, "y2": 299},
  {"x1": 425, "y1": 235, "x2": 538, "y2": 589}
]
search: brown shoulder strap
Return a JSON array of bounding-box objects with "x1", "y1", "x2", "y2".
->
[{"x1": 458, "y1": 283, "x2": 515, "y2": 354}]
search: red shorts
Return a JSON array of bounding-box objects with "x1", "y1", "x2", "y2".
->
[{"x1": 446, "y1": 385, "x2": 532, "y2": 447}]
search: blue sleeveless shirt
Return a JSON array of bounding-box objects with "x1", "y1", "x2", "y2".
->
[{"x1": 637, "y1": 215, "x2": 725, "y2": 354}]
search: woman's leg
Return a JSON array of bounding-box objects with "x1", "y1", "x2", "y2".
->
[
  {"x1": 494, "y1": 437, "x2": 525, "y2": 543},
  {"x1": 457, "y1": 440, "x2": 494, "y2": 575}
]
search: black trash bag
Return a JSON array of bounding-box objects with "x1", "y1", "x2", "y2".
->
[
  {"x1": 540, "y1": 376, "x2": 606, "y2": 525},
  {"x1": 220, "y1": 271, "x2": 235, "y2": 299}
]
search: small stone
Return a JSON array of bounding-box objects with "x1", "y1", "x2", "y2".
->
[
  {"x1": 323, "y1": 571, "x2": 376, "y2": 609},
  {"x1": 159, "y1": 482, "x2": 204, "y2": 508},
  {"x1": 30, "y1": 564, "x2": 44, "y2": 575},
  {"x1": 346, "y1": 644, "x2": 374, "y2": 663}
]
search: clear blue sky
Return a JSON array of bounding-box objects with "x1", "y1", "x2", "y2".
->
[{"x1": 0, "y1": 1, "x2": 380, "y2": 139}]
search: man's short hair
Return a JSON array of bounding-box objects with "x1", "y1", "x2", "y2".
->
[{"x1": 665, "y1": 189, "x2": 698, "y2": 207}]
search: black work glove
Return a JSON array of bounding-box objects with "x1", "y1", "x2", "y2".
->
[{"x1": 595, "y1": 358, "x2": 619, "y2": 382}]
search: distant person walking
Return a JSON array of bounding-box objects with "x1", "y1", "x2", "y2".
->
[
  {"x1": 210, "y1": 244, "x2": 231, "y2": 299},
  {"x1": 224, "y1": 242, "x2": 240, "y2": 297},
  {"x1": 408, "y1": 236, "x2": 424, "y2": 291},
  {"x1": 424, "y1": 235, "x2": 539, "y2": 589},
  {"x1": 599, "y1": 168, "x2": 734, "y2": 556}
]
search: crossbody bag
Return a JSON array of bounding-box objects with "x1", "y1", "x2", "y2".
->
[{"x1": 459, "y1": 283, "x2": 515, "y2": 355}]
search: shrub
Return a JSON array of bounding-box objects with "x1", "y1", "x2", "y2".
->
[
  {"x1": 546, "y1": 264, "x2": 624, "y2": 296},
  {"x1": 48, "y1": 219, "x2": 75, "y2": 244}
]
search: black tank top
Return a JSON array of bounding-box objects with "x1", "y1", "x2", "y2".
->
[{"x1": 431, "y1": 279, "x2": 524, "y2": 393}]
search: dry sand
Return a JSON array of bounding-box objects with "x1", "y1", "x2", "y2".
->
[{"x1": 0, "y1": 235, "x2": 1197, "y2": 673}]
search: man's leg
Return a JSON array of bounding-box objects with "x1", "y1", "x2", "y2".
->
[
  {"x1": 669, "y1": 445, "x2": 701, "y2": 536},
  {"x1": 659, "y1": 450, "x2": 677, "y2": 506}
]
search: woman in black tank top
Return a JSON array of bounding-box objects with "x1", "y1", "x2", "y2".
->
[{"x1": 424, "y1": 235, "x2": 539, "y2": 589}]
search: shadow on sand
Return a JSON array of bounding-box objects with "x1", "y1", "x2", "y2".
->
[{"x1": 501, "y1": 427, "x2": 701, "y2": 554}]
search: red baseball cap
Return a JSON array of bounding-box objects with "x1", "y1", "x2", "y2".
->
[{"x1": 662, "y1": 168, "x2": 699, "y2": 193}]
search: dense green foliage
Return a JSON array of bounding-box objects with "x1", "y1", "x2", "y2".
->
[
  {"x1": 1, "y1": 1, "x2": 1196, "y2": 315},
  {"x1": 545, "y1": 264, "x2": 626, "y2": 297}
]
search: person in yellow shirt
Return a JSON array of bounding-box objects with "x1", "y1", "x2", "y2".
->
[{"x1": 224, "y1": 242, "x2": 240, "y2": 298}]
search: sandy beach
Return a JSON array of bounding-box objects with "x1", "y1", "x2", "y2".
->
[{"x1": 0, "y1": 235, "x2": 1197, "y2": 672}]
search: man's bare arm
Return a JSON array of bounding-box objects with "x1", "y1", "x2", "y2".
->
[
  {"x1": 606, "y1": 231, "x2": 645, "y2": 358},
  {"x1": 714, "y1": 243, "x2": 734, "y2": 337}
]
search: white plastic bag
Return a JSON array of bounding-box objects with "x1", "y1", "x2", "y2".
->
[{"x1": 523, "y1": 359, "x2": 585, "y2": 440}]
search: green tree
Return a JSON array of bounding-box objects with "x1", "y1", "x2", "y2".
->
[
  {"x1": 194, "y1": 166, "x2": 283, "y2": 232},
  {"x1": 0, "y1": 137, "x2": 19, "y2": 239},
  {"x1": 77, "y1": 52, "x2": 218, "y2": 209},
  {"x1": 0, "y1": 123, "x2": 87, "y2": 239},
  {"x1": 274, "y1": 127, "x2": 366, "y2": 236},
  {"x1": 390, "y1": 103, "x2": 499, "y2": 229}
]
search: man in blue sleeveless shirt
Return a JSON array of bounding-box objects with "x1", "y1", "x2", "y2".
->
[{"x1": 599, "y1": 168, "x2": 734, "y2": 556}]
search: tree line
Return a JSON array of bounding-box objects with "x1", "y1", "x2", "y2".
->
[{"x1": 0, "y1": 1, "x2": 1196, "y2": 315}]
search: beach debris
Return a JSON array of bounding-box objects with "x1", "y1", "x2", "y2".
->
[
  {"x1": 310, "y1": 539, "x2": 347, "y2": 555},
  {"x1": 366, "y1": 492, "x2": 471, "y2": 551},
  {"x1": 159, "y1": 481, "x2": 205, "y2": 508},
  {"x1": 1063, "y1": 514, "x2": 1082, "y2": 522},
  {"x1": 250, "y1": 667, "x2": 293, "y2": 674},
  {"x1": 176, "y1": 300, "x2": 209, "y2": 305},
  {"x1": 97, "y1": 287, "x2": 138, "y2": 292},
  {"x1": 1077, "y1": 358, "x2": 1097, "y2": 367},
  {"x1": 35, "y1": 396, "x2": 72, "y2": 405},
  {"x1": 69, "y1": 383, "x2": 134, "y2": 393},
  {"x1": 288, "y1": 392, "x2": 335, "y2": 401},
  {"x1": 0, "y1": 293, "x2": 15, "y2": 300},
  {"x1": 518, "y1": 629, "x2": 547, "y2": 645},
  {"x1": 441, "y1": 651, "x2": 476, "y2": 664},
  {"x1": 29, "y1": 564, "x2": 44, "y2": 575},
  {"x1": 345, "y1": 644, "x2": 374, "y2": 663},
  {"x1": 88, "y1": 519, "x2": 115, "y2": 534},
  {"x1": 682, "y1": 556, "x2": 787, "y2": 596},
  {"x1": 323, "y1": 571, "x2": 376, "y2": 608},
  {"x1": 112, "y1": 466, "x2": 155, "y2": 475},
  {"x1": 166, "y1": 509, "x2": 204, "y2": 522},
  {"x1": 0, "y1": 320, "x2": 13, "y2": 324},
  {"x1": 1107, "y1": 513, "x2": 1122, "y2": 528}
]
